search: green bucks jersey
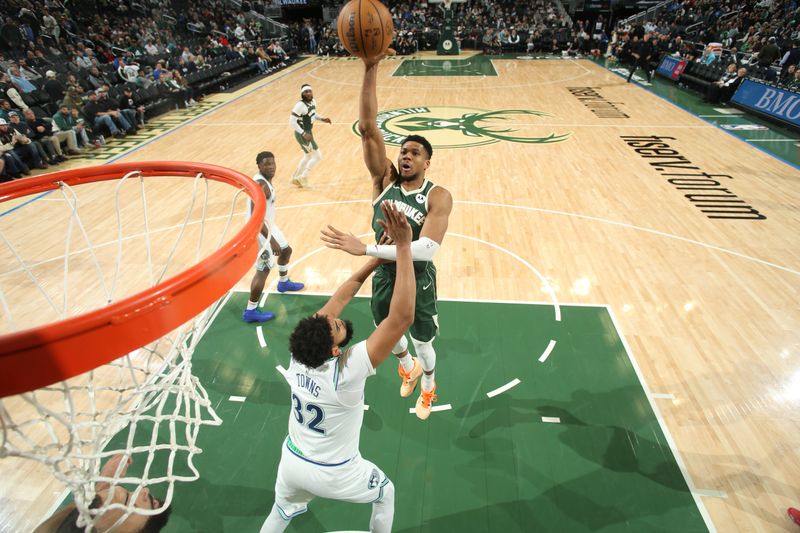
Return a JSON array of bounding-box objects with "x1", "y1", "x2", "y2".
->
[
  {"x1": 291, "y1": 99, "x2": 318, "y2": 134},
  {"x1": 372, "y1": 179, "x2": 437, "y2": 272}
]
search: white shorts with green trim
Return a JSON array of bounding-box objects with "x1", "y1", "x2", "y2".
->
[
  {"x1": 256, "y1": 224, "x2": 288, "y2": 271},
  {"x1": 273, "y1": 437, "x2": 391, "y2": 519}
]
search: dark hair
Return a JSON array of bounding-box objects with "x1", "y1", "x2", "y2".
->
[
  {"x1": 140, "y1": 506, "x2": 173, "y2": 532},
  {"x1": 401, "y1": 135, "x2": 433, "y2": 160},
  {"x1": 55, "y1": 507, "x2": 83, "y2": 533},
  {"x1": 289, "y1": 315, "x2": 333, "y2": 368},
  {"x1": 56, "y1": 495, "x2": 172, "y2": 533},
  {"x1": 340, "y1": 319, "x2": 354, "y2": 348},
  {"x1": 255, "y1": 151, "x2": 274, "y2": 164}
]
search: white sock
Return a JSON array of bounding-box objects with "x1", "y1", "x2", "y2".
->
[
  {"x1": 392, "y1": 336, "x2": 412, "y2": 371},
  {"x1": 302, "y1": 150, "x2": 322, "y2": 177},
  {"x1": 412, "y1": 338, "x2": 436, "y2": 389},
  {"x1": 260, "y1": 504, "x2": 290, "y2": 533},
  {"x1": 369, "y1": 480, "x2": 395, "y2": 533},
  {"x1": 396, "y1": 352, "x2": 413, "y2": 373},
  {"x1": 422, "y1": 372, "x2": 435, "y2": 391},
  {"x1": 295, "y1": 153, "x2": 312, "y2": 177},
  {"x1": 246, "y1": 300, "x2": 258, "y2": 311},
  {"x1": 279, "y1": 266, "x2": 289, "y2": 282}
]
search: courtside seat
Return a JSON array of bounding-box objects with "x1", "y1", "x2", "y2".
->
[
  {"x1": 106, "y1": 85, "x2": 122, "y2": 102},
  {"x1": 29, "y1": 106, "x2": 48, "y2": 118},
  {"x1": 678, "y1": 62, "x2": 701, "y2": 86},
  {"x1": 679, "y1": 61, "x2": 714, "y2": 91},
  {"x1": 139, "y1": 85, "x2": 171, "y2": 117}
]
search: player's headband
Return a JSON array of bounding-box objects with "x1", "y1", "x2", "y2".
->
[{"x1": 301, "y1": 84, "x2": 313, "y2": 93}]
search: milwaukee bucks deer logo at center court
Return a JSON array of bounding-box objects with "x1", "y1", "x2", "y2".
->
[{"x1": 353, "y1": 106, "x2": 571, "y2": 148}]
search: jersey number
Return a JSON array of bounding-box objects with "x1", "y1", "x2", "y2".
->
[{"x1": 291, "y1": 394, "x2": 326, "y2": 434}]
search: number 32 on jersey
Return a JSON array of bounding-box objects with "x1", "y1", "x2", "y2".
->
[{"x1": 291, "y1": 393, "x2": 326, "y2": 434}]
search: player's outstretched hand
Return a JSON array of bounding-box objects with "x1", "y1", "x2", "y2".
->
[
  {"x1": 321, "y1": 225, "x2": 366, "y2": 256},
  {"x1": 377, "y1": 200, "x2": 411, "y2": 247},
  {"x1": 377, "y1": 232, "x2": 394, "y2": 246},
  {"x1": 363, "y1": 48, "x2": 396, "y2": 67}
]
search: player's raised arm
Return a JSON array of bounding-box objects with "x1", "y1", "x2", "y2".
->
[
  {"x1": 365, "y1": 201, "x2": 415, "y2": 368},
  {"x1": 96, "y1": 453, "x2": 132, "y2": 493},
  {"x1": 316, "y1": 256, "x2": 383, "y2": 320},
  {"x1": 359, "y1": 55, "x2": 393, "y2": 193}
]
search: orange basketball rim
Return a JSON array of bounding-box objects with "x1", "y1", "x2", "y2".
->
[{"x1": 0, "y1": 161, "x2": 265, "y2": 398}]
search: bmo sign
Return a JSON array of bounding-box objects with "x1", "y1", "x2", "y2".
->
[{"x1": 731, "y1": 79, "x2": 800, "y2": 128}]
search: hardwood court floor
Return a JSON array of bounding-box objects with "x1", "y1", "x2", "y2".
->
[{"x1": 1, "y1": 54, "x2": 798, "y2": 532}]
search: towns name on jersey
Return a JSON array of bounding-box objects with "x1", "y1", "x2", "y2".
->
[
  {"x1": 386, "y1": 198, "x2": 426, "y2": 225},
  {"x1": 296, "y1": 373, "x2": 321, "y2": 397},
  {"x1": 621, "y1": 135, "x2": 766, "y2": 220}
]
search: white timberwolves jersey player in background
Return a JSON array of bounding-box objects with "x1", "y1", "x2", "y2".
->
[
  {"x1": 242, "y1": 151, "x2": 304, "y2": 324},
  {"x1": 261, "y1": 201, "x2": 416, "y2": 533}
]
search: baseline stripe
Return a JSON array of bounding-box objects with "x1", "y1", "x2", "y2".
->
[{"x1": 693, "y1": 489, "x2": 728, "y2": 499}]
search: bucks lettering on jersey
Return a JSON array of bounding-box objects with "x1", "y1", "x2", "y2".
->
[
  {"x1": 293, "y1": 100, "x2": 318, "y2": 133},
  {"x1": 372, "y1": 179, "x2": 437, "y2": 271}
]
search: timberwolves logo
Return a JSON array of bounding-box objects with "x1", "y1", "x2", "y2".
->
[
  {"x1": 368, "y1": 469, "x2": 380, "y2": 489},
  {"x1": 353, "y1": 106, "x2": 571, "y2": 149}
]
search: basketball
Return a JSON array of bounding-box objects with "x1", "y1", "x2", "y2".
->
[{"x1": 337, "y1": 0, "x2": 394, "y2": 59}]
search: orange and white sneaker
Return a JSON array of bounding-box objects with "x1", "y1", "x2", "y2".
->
[
  {"x1": 415, "y1": 383, "x2": 437, "y2": 420},
  {"x1": 398, "y1": 357, "x2": 422, "y2": 398}
]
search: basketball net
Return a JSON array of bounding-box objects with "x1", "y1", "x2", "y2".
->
[{"x1": 0, "y1": 164, "x2": 267, "y2": 531}]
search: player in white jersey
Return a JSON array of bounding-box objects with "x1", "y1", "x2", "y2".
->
[
  {"x1": 260, "y1": 201, "x2": 416, "y2": 533},
  {"x1": 243, "y1": 151, "x2": 305, "y2": 323},
  {"x1": 288, "y1": 84, "x2": 331, "y2": 188}
]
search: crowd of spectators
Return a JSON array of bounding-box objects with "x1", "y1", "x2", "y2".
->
[
  {"x1": 2, "y1": 0, "x2": 799, "y2": 180},
  {"x1": 0, "y1": 0, "x2": 293, "y2": 181},
  {"x1": 305, "y1": 0, "x2": 576, "y2": 57},
  {"x1": 605, "y1": 0, "x2": 800, "y2": 93},
  {"x1": 302, "y1": 0, "x2": 800, "y2": 96}
]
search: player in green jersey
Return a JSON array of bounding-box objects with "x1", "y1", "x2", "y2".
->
[
  {"x1": 321, "y1": 52, "x2": 453, "y2": 420},
  {"x1": 289, "y1": 84, "x2": 331, "y2": 188}
]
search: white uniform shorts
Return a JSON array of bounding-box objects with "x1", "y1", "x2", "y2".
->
[
  {"x1": 256, "y1": 224, "x2": 289, "y2": 272},
  {"x1": 272, "y1": 438, "x2": 391, "y2": 520}
]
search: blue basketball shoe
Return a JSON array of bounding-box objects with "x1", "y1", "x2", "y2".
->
[
  {"x1": 242, "y1": 308, "x2": 275, "y2": 323},
  {"x1": 277, "y1": 279, "x2": 304, "y2": 293}
]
